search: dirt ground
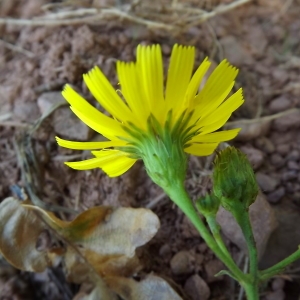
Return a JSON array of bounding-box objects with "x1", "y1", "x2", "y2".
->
[{"x1": 1, "y1": 0, "x2": 300, "y2": 299}]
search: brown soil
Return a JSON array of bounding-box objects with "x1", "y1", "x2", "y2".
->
[{"x1": 1, "y1": 0, "x2": 300, "y2": 299}]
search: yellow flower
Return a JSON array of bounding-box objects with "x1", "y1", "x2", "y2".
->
[{"x1": 56, "y1": 44, "x2": 244, "y2": 178}]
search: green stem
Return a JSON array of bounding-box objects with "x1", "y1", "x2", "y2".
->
[
  {"x1": 206, "y1": 215, "x2": 233, "y2": 262},
  {"x1": 260, "y1": 248, "x2": 300, "y2": 282},
  {"x1": 164, "y1": 181, "x2": 247, "y2": 283},
  {"x1": 234, "y1": 211, "x2": 259, "y2": 300}
]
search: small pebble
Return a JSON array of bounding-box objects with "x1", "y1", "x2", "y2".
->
[
  {"x1": 287, "y1": 149, "x2": 300, "y2": 161},
  {"x1": 281, "y1": 170, "x2": 298, "y2": 182},
  {"x1": 256, "y1": 173, "x2": 279, "y2": 193},
  {"x1": 204, "y1": 259, "x2": 224, "y2": 282},
  {"x1": 269, "y1": 96, "x2": 291, "y2": 113},
  {"x1": 265, "y1": 289, "x2": 285, "y2": 300},
  {"x1": 170, "y1": 251, "x2": 194, "y2": 275},
  {"x1": 184, "y1": 274, "x2": 210, "y2": 300},
  {"x1": 270, "y1": 153, "x2": 285, "y2": 168},
  {"x1": 255, "y1": 137, "x2": 275, "y2": 154},
  {"x1": 276, "y1": 144, "x2": 290, "y2": 156},
  {"x1": 272, "y1": 278, "x2": 285, "y2": 291},
  {"x1": 240, "y1": 146, "x2": 264, "y2": 170},
  {"x1": 287, "y1": 160, "x2": 300, "y2": 170},
  {"x1": 267, "y1": 187, "x2": 285, "y2": 204}
]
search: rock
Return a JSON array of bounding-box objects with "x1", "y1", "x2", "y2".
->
[
  {"x1": 13, "y1": 100, "x2": 40, "y2": 122},
  {"x1": 256, "y1": 173, "x2": 279, "y2": 193},
  {"x1": 260, "y1": 201, "x2": 300, "y2": 269},
  {"x1": 216, "y1": 192, "x2": 277, "y2": 258},
  {"x1": 287, "y1": 149, "x2": 300, "y2": 161},
  {"x1": 267, "y1": 187, "x2": 285, "y2": 204},
  {"x1": 254, "y1": 137, "x2": 275, "y2": 154},
  {"x1": 265, "y1": 289, "x2": 285, "y2": 300},
  {"x1": 270, "y1": 153, "x2": 285, "y2": 168},
  {"x1": 276, "y1": 144, "x2": 290, "y2": 155},
  {"x1": 281, "y1": 170, "x2": 298, "y2": 182},
  {"x1": 246, "y1": 25, "x2": 268, "y2": 57},
  {"x1": 220, "y1": 36, "x2": 253, "y2": 66},
  {"x1": 269, "y1": 96, "x2": 291, "y2": 113},
  {"x1": 272, "y1": 278, "x2": 285, "y2": 291},
  {"x1": 287, "y1": 160, "x2": 300, "y2": 170},
  {"x1": 170, "y1": 251, "x2": 194, "y2": 276},
  {"x1": 273, "y1": 110, "x2": 300, "y2": 132},
  {"x1": 53, "y1": 107, "x2": 94, "y2": 141},
  {"x1": 227, "y1": 121, "x2": 271, "y2": 142},
  {"x1": 204, "y1": 259, "x2": 224, "y2": 282},
  {"x1": 240, "y1": 146, "x2": 264, "y2": 170},
  {"x1": 184, "y1": 274, "x2": 210, "y2": 300},
  {"x1": 37, "y1": 92, "x2": 65, "y2": 115}
]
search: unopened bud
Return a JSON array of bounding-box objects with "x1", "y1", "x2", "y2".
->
[
  {"x1": 213, "y1": 147, "x2": 258, "y2": 213},
  {"x1": 196, "y1": 193, "x2": 220, "y2": 217}
]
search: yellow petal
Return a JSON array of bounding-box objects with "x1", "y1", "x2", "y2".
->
[
  {"x1": 197, "y1": 88, "x2": 244, "y2": 134},
  {"x1": 191, "y1": 128, "x2": 240, "y2": 143},
  {"x1": 136, "y1": 44, "x2": 165, "y2": 123},
  {"x1": 184, "y1": 57, "x2": 211, "y2": 108},
  {"x1": 116, "y1": 61, "x2": 149, "y2": 127},
  {"x1": 66, "y1": 149, "x2": 136, "y2": 176},
  {"x1": 193, "y1": 59, "x2": 238, "y2": 116},
  {"x1": 56, "y1": 137, "x2": 127, "y2": 150},
  {"x1": 65, "y1": 157, "x2": 110, "y2": 170},
  {"x1": 102, "y1": 156, "x2": 137, "y2": 177},
  {"x1": 83, "y1": 66, "x2": 134, "y2": 122},
  {"x1": 62, "y1": 85, "x2": 125, "y2": 140},
  {"x1": 65, "y1": 150, "x2": 124, "y2": 170},
  {"x1": 184, "y1": 143, "x2": 218, "y2": 156},
  {"x1": 165, "y1": 44, "x2": 195, "y2": 115}
]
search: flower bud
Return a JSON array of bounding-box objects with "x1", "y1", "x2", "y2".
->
[
  {"x1": 196, "y1": 193, "x2": 220, "y2": 217},
  {"x1": 213, "y1": 147, "x2": 258, "y2": 213}
]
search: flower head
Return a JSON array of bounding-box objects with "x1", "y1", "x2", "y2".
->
[{"x1": 56, "y1": 44, "x2": 244, "y2": 179}]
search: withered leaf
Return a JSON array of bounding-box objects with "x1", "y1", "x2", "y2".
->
[
  {"x1": 0, "y1": 197, "x2": 56, "y2": 272},
  {"x1": 23, "y1": 204, "x2": 160, "y2": 277},
  {"x1": 24, "y1": 205, "x2": 160, "y2": 258}
]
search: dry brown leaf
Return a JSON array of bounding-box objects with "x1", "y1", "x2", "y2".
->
[
  {"x1": 106, "y1": 274, "x2": 183, "y2": 300},
  {"x1": 0, "y1": 197, "x2": 57, "y2": 272},
  {"x1": 23, "y1": 204, "x2": 160, "y2": 277},
  {"x1": 24, "y1": 205, "x2": 160, "y2": 257}
]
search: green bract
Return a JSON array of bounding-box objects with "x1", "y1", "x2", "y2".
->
[{"x1": 213, "y1": 147, "x2": 259, "y2": 213}]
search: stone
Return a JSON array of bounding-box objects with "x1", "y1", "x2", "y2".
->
[
  {"x1": 270, "y1": 153, "x2": 285, "y2": 168},
  {"x1": 267, "y1": 187, "x2": 285, "y2": 204},
  {"x1": 13, "y1": 100, "x2": 40, "y2": 122},
  {"x1": 240, "y1": 145, "x2": 264, "y2": 170},
  {"x1": 287, "y1": 160, "x2": 300, "y2": 170},
  {"x1": 260, "y1": 201, "x2": 300, "y2": 269},
  {"x1": 220, "y1": 36, "x2": 253, "y2": 66},
  {"x1": 273, "y1": 110, "x2": 300, "y2": 132},
  {"x1": 216, "y1": 192, "x2": 277, "y2": 258},
  {"x1": 265, "y1": 290, "x2": 285, "y2": 300},
  {"x1": 281, "y1": 170, "x2": 298, "y2": 182},
  {"x1": 269, "y1": 96, "x2": 291, "y2": 113},
  {"x1": 287, "y1": 149, "x2": 300, "y2": 161},
  {"x1": 53, "y1": 107, "x2": 94, "y2": 141},
  {"x1": 254, "y1": 137, "x2": 275, "y2": 154},
  {"x1": 204, "y1": 259, "x2": 224, "y2": 282},
  {"x1": 256, "y1": 173, "x2": 279, "y2": 193},
  {"x1": 184, "y1": 274, "x2": 210, "y2": 300},
  {"x1": 272, "y1": 278, "x2": 285, "y2": 291},
  {"x1": 37, "y1": 92, "x2": 65, "y2": 115},
  {"x1": 276, "y1": 144, "x2": 290, "y2": 155},
  {"x1": 170, "y1": 251, "x2": 194, "y2": 276}
]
